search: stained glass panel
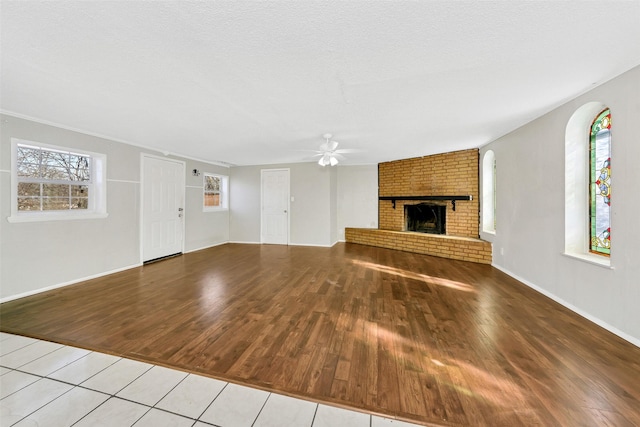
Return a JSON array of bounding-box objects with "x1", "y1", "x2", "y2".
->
[{"x1": 589, "y1": 109, "x2": 611, "y2": 255}]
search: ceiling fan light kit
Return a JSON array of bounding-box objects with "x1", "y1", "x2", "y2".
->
[{"x1": 317, "y1": 133, "x2": 342, "y2": 167}]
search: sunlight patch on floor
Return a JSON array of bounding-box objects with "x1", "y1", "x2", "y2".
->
[{"x1": 352, "y1": 260, "x2": 475, "y2": 292}]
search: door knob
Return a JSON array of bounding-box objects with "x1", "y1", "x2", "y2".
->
[
  {"x1": 178, "y1": 208, "x2": 184, "y2": 212},
  {"x1": 284, "y1": 210, "x2": 287, "y2": 213}
]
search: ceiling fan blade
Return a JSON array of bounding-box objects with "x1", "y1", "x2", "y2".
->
[
  {"x1": 319, "y1": 140, "x2": 339, "y2": 152},
  {"x1": 334, "y1": 148, "x2": 362, "y2": 154},
  {"x1": 294, "y1": 149, "x2": 324, "y2": 154}
]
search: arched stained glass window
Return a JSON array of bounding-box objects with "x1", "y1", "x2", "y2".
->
[{"x1": 589, "y1": 109, "x2": 611, "y2": 256}]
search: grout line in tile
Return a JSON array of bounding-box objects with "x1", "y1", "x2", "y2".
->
[
  {"x1": 0, "y1": 369, "x2": 42, "y2": 400},
  {"x1": 62, "y1": 350, "x2": 122, "y2": 384},
  {"x1": 0, "y1": 337, "x2": 38, "y2": 357},
  {"x1": 194, "y1": 380, "x2": 230, "y2": 422},
  {"x1": 250, "y1": 392, "x2": 273, "y2": 427},
  {"x1": 13, "y1": 343, "x2": 66, "y2": 370},
  {"x1": 128, "y1": 402, "x2": 153, "y2": 427},
  {"x1": 116, "y1": 363, "x2": 155, "y2": 396},
  {"x1": 310, "y1": 402, "x2": 320, "y2": 427},
  {"x1": 141, "y1": 405, "x2": 201, "y2": 424},
  {"x1": 44, "y1": 349, "x2": 92, "y2": 377},
  {"x1": 79, "y1": 358, "x2": 154, "y2": 396},
  {"x1": 147, "y1": 368, "x2": 189, "y2": 409},
  {"x1": 7, "y1": 376, "x2": 76, "y2": 426},
  {"x1": 70, "y1": 394, "x2": 111, "y2": 426}
]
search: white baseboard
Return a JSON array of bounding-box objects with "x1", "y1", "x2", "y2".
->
[
  {"x1": 228, "y1": 241, "x2": 337, "y2": 247},
  {"x1": 0, "y1": 263, "x2": 142, "y2": 303},
  {"x1": 288, "y1": 242, "x2": 335, "y2": 248},
  {"x1": 184, "y1": 241, "x2": 229, "y2": 254},
  {"x1": 492, "y1": 263, "x2": 640, "y2": 348}
]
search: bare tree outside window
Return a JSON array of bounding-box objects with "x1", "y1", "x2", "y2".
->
[{"x1": 16, "y1": 144, "x2": 91, "y2": 211}]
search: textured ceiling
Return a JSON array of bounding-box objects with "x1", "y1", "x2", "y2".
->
[{"x1": 2, "y1": 1, "x2": 639, "y2": 166}]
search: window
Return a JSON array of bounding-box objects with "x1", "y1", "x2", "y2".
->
[
  {"x1": 203, "y1": 173, "x2": 228, "y2": 211},
  {"x1": 482, "y1": 150, "x2": 496, "y2": 234},
  {"x1": 10, "y1": 139, "x2": 107, "y2": 222},
  {"x1": 589, "y1": 109, "x2": 611, "y2": 256},
  {"x1": 564, "y1": 102, "x2": 611, "y2": 267}
]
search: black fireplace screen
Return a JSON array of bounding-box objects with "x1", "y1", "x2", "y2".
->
[{"x1": 404, "y1": 203, "x2": 446, "y2": 234}]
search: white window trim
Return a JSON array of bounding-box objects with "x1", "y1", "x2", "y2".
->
[
  {"x1": 481, "y1": 150, "x2": 496, "y2": 234},
  {"x1": 8, "y1": 138, "x2": 108, "y2": 223},
  {"x1": 203, "y1": 173, "x2": 228, "y2": 212}
]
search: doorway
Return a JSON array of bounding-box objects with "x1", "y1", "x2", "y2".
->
[{"x1": 141, "y1": 155, "x2": 185, "y2": 262}]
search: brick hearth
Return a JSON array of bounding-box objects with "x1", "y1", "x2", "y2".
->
[{"x1": 345, "y1": 228, "x2": 492, "y2": 264}]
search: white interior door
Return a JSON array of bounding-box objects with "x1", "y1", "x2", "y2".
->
[
  {"x1": 142, "y1": 155, "x2": 185, "y2": 262},
  {"x1": 261, "y1": 168, "x2": 290, "y2": 245}
]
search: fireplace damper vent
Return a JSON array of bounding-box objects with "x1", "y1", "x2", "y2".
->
[{"x1": 405, "y1": 203, "x2": 446, "y2": 234}]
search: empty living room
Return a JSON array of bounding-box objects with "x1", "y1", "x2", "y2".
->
[{"x1": 1, "y1": 1, "x2": 639, "y2": 426}]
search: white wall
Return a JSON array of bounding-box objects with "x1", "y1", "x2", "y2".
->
[
  {"x1": 329, "y1": 166, "x2": 338, "y2": 245},
  {"x1": 289, "y1": 163, "x2": 334, "y2": 246},
  {"x1": 229, "y1": 163, "x2": 378, "y2": 247},
  {"x1": 230, "y1": 162, "x2": 337, "y2": 246},
  {"x1": 480, "y1": 66, "x2": 640, "y2": 345},
  {"x1": 184, "y1": 159, "x2": 230, "y2": 252},
  {"x1": 0, "y1": 114, "x2": 230, "y2": 300},
  {"x1": 228, "y1": 165, "x2": 261, "y2": 243},
  {"x1": 336, "y1": 165, "x2": 378, "y2": 240}
]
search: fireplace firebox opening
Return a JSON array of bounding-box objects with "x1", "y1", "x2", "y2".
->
[{"x1": 405, "y1": 203, "x2": 446, "y2": 234}]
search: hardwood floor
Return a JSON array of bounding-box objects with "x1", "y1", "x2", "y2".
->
[{"x1": 1, "y1": 243, "x2": 639, "y2": 426}]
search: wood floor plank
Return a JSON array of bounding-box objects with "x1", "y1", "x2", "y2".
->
[{"x1": 1, "y1": 242, "x2": 639, "y2": 426}]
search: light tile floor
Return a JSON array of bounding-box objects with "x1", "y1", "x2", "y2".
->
[{"x1": 0, "y1": 332, "x2": 423, "y2": 427}]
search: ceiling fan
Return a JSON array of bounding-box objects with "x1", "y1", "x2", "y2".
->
[{"x1": 315, "y1": 133, "x2": 357, "y2": 167}]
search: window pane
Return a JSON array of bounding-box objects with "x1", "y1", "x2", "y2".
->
[
  {"x1": 71, "y1": 198, "x2": 89, "y2": 209},
  {"x1": 589, "y1": 109, "x2": 611, "y2": 255},
  {"x1": 17, "y1": 197, "x2": 40, "y2": 211},
  {"x1": 205, "y1": 176, "x2": 220, "y2": 192},
  {"x1": 18, "y1": 183, "x2": 41, "y2": 197},
  {"x1": 70, "y1": 185, "x2": 89, "y2": 197},
  {"x1": 17, "y1": 146, "x2": 41, "y2": 165},
  {"x1": 17, "y1": 161, "x2": 41, "y2": 178},
  {"x1": 204, "y1": 193, "x2": 220, "y2": 207},
  {"x1": 42, "y1": 165, "x2": 75, "y2": 180},
  {"x1": 41, "y1": 150, "x2": 69, "y2": 167},
  {"x1": 43, "y1": 198, "x2": 70, "y2": 210},
  {"x1": 69, "y1": 155, "x2": 91, "y2": 181},
  {"x1": 43, "y1": 183, "x2": 70, "y2": 197}
]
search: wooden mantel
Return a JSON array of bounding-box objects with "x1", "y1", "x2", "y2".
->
[{"x1": 379, "y1": 195, "x2": 473, "y2": 210}]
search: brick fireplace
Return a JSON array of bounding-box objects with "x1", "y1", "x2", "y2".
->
[{"x1": 346, "y1": 149, "x2": 492, "y2": 264}]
